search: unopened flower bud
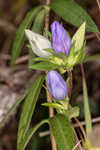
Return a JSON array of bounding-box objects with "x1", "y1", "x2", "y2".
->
[
  {"x1": 25, "y1": 29, "x2": 51, "y2": 57},
  {"x1": 51, "y1": 21, "x2": 71, "y2": 56},
  {"x1": 47, "y1": 70, "x2": 68, "y2": 100}
]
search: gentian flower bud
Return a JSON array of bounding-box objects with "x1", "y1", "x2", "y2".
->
[
  {"x1": 47, "y1": 70, "x2": 68, "y2": 100},
  {"x1": 51, "y1": 21, "x2": 71, "y2": 56},
  {"x1": 25, "y1": 29, "x2": 51, "y2": 58}
]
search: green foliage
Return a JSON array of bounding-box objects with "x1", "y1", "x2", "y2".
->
[
  {"x1": 18, "y1": 119, "x2": 48, "y2": 150},
  {"x1": 51, "y1": 0, "x2": 98, "y2": 32},
  {"x1": 64, "y1": 22, "x2": 86, "y2": 70},
  {"x1": 42, "y1": 102, "x2": 67, "y2": 110},
  {"x1": 17, "y1": 75, "x2": 45, "y2": 150},
  {"x1": 32, "y1": 8, "x2": 46, "y2": 33},
  {"x1": 83, "y1": 54, "x2": 100, "y2": 63},
  {"x1": 49, "y1": 114, "x2": 75, "y2": 150},
  {"x1": 83, "y1": 74, "x2": 92, "y2": 135},
  {"x1": 11, "y1": 5, "x2": 43, "y2": 66},
  {"x1": 28, "y1": 8, "x2": 46, "y2": 66},
  {"x1": 72, "y1": 22, "x2": 85, "y2": 52},
  {"x1": 29, "y1": 61, "x2": 60, "y2": 71}
]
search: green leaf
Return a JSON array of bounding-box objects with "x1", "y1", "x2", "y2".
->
[
  {"x1": 11, "y1": 5, "x2": 43, "y2": 66},
  {"x1": 32, "y1": 57, "x2": 50, "y2": 62},
  {"x1": 29, "y1": 62, "x2": 60, "y2": 71},
  {"x1": 17, "y1": 75, "x2": 45, "y2": 150},
  {"x1": 32, "y1": 8, "x2": 46, "y2": 33},
  {"x1": 83, "y1": 72, "x2": 92, "y2": 135},
  {"x1": 42, "y1": 102, "x2": 67, "y2": 110},
  {"x1": 49, "y1": 114, "x2": 75, "y2": 150},
  {"x1": 83, "y1": 54, "x2": 100, "y2": 63},
  {"x1": 66, "y1": 106, "x2": 80, "y2": 120},
  {"x1": 72, "y1": 22, "x2": 85, "y2": 52},
  {"x1": 19, "y1": 119, "x2": 48, "y2": 150},
  {"x1": 51, "y1": 0, "x2": 98, "y2": 32}
]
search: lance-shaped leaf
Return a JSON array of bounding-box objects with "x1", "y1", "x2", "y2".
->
[
  {"x1": 72, "y1": 22, "x2": 85, "y2": 52},
  {"x1": 51, "y1": 0, "x2": 98, "y2": 33},
  {"x1": 17, "y1": 75, "x2": 45, "y2": 150},
  {"x1": 29, "y1": 62, "x2": 60, "y2": 71},
  {"x1": 19, "y1": 119, "x2": 48, "y2": 150},
  {"x1": 49, "y1": 114, "x2": 75, "y2": 150},
  {"x1": 11, "y1": 5, "x2": 43, "y2": 66},
  {"x1": 32, "y1": 8, "x2": 46, "y2": 33}
]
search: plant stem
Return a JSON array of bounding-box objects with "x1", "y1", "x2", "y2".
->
[
  {"x1": 45, "y1": 0, "x2": 57, "y2": 150},
  {"x1": 68, "y1": 71, "x2": 73, "y2": 100}
]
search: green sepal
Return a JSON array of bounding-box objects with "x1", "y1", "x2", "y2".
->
[
  {"x1": 41, "y1": 102, "x2": 67, "y2": 110},
  {"x1": 65, "y1": 105, "x2": 80, "y2": 120}
]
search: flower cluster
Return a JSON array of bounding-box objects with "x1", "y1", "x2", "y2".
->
[{"x1": 25, "y1": 21, "x2": 85, "y2": 100}]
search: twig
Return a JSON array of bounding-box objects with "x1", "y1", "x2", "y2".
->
[
  {"x1": 45, "y1": 0, "x2": 57, "y2": 150},
  {"x1": 74, "y1": 117, "x2": 100, "y2": 128},
  {"x1": 74, "y1": 118, "x2": 87, "y2": 139},
  {"x1": 39, "y1": 130, "x2": 50, "y2": 137},
  {"x1": 72, "y1": 140, "x2": 82, "y2": 150},
  {"x1": 39, "y1": 116, "x2": 100, "y2": 137},
  {"x1": 85, "y1": 33, "x2": 99, "y2": 40},
  {"x1": 97, "y1": 0, "x2": 100, "y2": 12},
  {"x1": 68, "y1": 71, "x2": 73, "y2": 99},
  {"x1": 95, "y1": 33, "x2": 100, "y2": 41},
  {"x1": 85, "y1": 32, "x2": 100, "y2": 40},
  {"x1": 72, "y1": 127, "x2": 83, "y2": 150},
  {"x1": 15, "y1": 55, "x2": 28, "y2": 64}
]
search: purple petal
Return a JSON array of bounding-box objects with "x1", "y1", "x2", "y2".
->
[
  {"x1": 51, "y1": 21, "x2": 71, "y2": 56},
  {"x1": 47, "y1": 70, "x2": 68, "y2": 100}
]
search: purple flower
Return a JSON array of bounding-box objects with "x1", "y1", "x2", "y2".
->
[
  {"x1": 47, "y1": 70, "x2": 68, "y2": 100},
  {"x1": 51, "y1": 21, "x2": 71, "y2": 56}
]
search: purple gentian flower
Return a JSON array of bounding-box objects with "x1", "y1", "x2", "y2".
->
[
  {"x1": 51, "y1": 21, "x2": 71, "y2": 56},
  {"x1": 47, "y1": 70, "x2": 68, "y2": 100}
]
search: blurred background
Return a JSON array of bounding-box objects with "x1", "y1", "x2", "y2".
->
[{"x1": 0, "y1": 0, "x2": 100, "y2": 150}]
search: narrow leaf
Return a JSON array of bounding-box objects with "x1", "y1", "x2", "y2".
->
[
  {"x1": 29, "y1": 62, "x2": 60, "y2": 71},
  {"x1": 42, "y1": 102, "x2": 67, "y2": 110},
  {"x1": 17, "y1": 75, "x2": 45, "y2": 150},
  {"x1": 83, "y1": 54, "x2": 100, "y2": 63},
  {"x1": 83, "y1": 79, "x2": 92, "y2": 135},
  {"x1": 32, "y1": 8, "x2": 46, "y2": 33},
  {"x1": 20, "y1": 119, "x2": 48, "y2": 150},
  {"x1": 51, "y1": 0, "x2": 98, "y2": 32},
  {"x1": 72, "y1": 22, "x2": 85, "y2": 52},
  {"x1": 82, "y1": 66, "x2": 92, "y2": 135},
  {"x1": 49, "y1": 114, "x2": 75, "y2": 150},
  {"x1": 11, "y1": 6, "x2": 43, "y2": 66}
]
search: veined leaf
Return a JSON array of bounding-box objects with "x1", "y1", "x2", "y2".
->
[
  {"x1": 29, "y1": 62, "x2": 60, "y2": 71},
  {"x1": 83, "y1": 54, "x2": 100, "y2": 63},
  {"x1": 19, "y1": 119, "x2": 48, "y2": 150},
  {"x1": 49, "y1": 114, "x2": 75, "y2": 150},
  {"x1": 51, "y1": 0, "x2": 98, "y2": 32},
  {"x1": 72, "y1": 22, "x2": 85, "y2": 52},
  {"x1": 42, "y1": 102, "x2": 67, "y2": 110},
  {"x1": 32, "y1": 8, "x2": 46, "y2": 33},
  {"x1": 11, "y1": 5, "x2": 43, "y2": 66},
  {"x1": 82, "y1": 72, "x2": 92, "y2": 135},
  {"x1": 28, "y1": 8, "x2": 46, "y2": 66},
  {"x1": 17, "y1": 75, "x2": 45, "y2": 150}
]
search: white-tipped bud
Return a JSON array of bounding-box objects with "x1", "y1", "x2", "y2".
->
[{"x1": 25, "y1": 29, "x2": 51, "y2": 57}]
